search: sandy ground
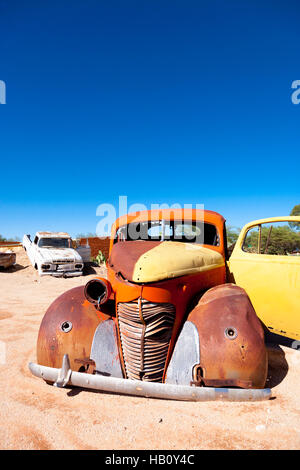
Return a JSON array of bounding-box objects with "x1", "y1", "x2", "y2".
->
[{"x1": 0, "y1": 249, "x2": 300, "y2": 450}]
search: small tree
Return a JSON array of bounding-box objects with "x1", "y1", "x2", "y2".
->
[
  {"x1": 226, "y1": 226, "x2": 241, "y2": 246},
  {"x1": 289, "y1": 204, "x2": 300, "y2": 231}
]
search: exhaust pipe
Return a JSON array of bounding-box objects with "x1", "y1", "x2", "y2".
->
[{"x1": 84, "y1": 278, "x2": 112, "y2": 306}]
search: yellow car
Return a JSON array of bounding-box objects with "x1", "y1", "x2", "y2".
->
[{"x1": 228, "y1": 216, "x2": 300, "y2": 341}]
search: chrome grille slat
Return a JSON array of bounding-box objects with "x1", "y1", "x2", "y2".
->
[{"x1": 117, "y1": 299, "x2": 175, "y2": 382}]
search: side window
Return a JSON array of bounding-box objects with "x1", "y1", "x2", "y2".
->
[
  {"x1": 243, "y1": 226, "x2": 260, "y2": 253},
  {"x1": 33, "y1": 236, "x2": 39, "y2": 245},
  {"x1": 243, "y1": 222, "x2": 300, "y2": 255}
]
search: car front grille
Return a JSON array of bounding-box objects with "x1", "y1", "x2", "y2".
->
[
  {"x1": 52, "y1": 259, "x2": 73, "y2": 264},
  {"x1": 117, "y1": 299, "x2": 176, "y2": 382}
]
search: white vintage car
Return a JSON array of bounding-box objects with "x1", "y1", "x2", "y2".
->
[{"x1": 23, "y1": 231, "x2": 87, "y2": 277}]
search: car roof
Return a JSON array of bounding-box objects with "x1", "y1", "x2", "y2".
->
[
  {"x1": 241, "y1": 216, "x2": 300, "y2": 232},
  {"x1": 36, "y1": 231, "x2": 71, "y2": 238}
]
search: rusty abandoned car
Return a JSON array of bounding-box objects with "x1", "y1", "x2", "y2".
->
[
  {"x1": 28, "y1": 209, "x2": 300, "y2": 401},
  {"x1": 0, "y1": 250, "x2": 16, "y2": 269}
]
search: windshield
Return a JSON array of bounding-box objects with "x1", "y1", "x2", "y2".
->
[
  {"x1": 114, "y1": 220, "x2": 219, "y2": 246},
  {"x1": 38, "y1": 238, "x2": 71, "y2": 249}
]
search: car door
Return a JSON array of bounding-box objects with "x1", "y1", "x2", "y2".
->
[
  {"x1": 27, "y1": 235, "x2": 39, "y2": 266},
  {"x1": 228, "y1": 216, "x2": 300, "y2": 341}
]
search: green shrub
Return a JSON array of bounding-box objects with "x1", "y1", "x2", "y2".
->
[{"x1": 91, "y1": 250, "x2": 106, "y2": 266}]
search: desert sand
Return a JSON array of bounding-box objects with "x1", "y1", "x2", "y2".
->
[{"x1": 0, "y1": 249, "x2": 299, "y2": 450}]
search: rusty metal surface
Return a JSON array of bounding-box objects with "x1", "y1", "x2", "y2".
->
[
  {"x1": 188, "y1": 284, "x2": 268, "y2": 389},
  {"x1": 108, "y1": 266, "x2": 226, "y2": 381},
  {"x1": 0, "y1": 251, "x2": 16, "y2": 268},
  {"x1": 37, "y1": 285, "x2": 113, "y2": 372},
  {"x1": 117, "y1": 299, "x2": 176, "y2": 382},
  {"x1": 84, "y1": 277, "x2": 112, "y2": 306},
  {"x1": 32, "y1": 206, "x2": 277, "y2": 397},
  {"x1": 191, "y1": 378, "x2": 253, "y2": 388},
  {"x1": 109, "y1": 240, "x2": 162, "y2": 282},
  {"x1": 0, "y1": 242, "x2": 22, "y2": 248},
  {"x1": 74, "y1": 358, "x2": 96, "y2": 366}
]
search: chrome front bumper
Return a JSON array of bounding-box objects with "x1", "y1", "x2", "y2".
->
[
  {"x1": 39, "y1": 270, "x2": 83, "y2": 277},
  {"x1": 28, "y1": 354, "x2": 272, "y2": 402}
]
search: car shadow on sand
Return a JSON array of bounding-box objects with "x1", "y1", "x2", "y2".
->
[
  {"x1": 0, "y1": 263, "x2": 29, "y2": 273},
  {"x1": 82, "y1": 263, "x2": 106, "y2": 276},
  {"x1": 82, "y1": 263, "x2": 98, "y2": 276},
  {"x1": 266, "y1": 344, "x2": 289, "y2": 389},
  {"x1": 265, "y1": 329, "x2": 300, "y2": 389}
]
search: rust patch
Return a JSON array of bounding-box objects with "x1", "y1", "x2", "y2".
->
[
  {"x1": 117, "y1": 298, "x2": 175, "y2": 382},
  {"x1": 37, "y1": 285, "x2": 113, "y2": 370},
  {"x1": 108, "y1": 240, "x2": 162, "y2": 281},
  {"x1": 188, "y1": 284, "x2": 268, "y2": 388},
  {"x1": 0, "y1": 252, "x2": 16, "y2": 268}
]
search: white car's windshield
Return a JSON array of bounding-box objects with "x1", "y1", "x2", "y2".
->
[{"x1": 38, "y1": 238, "x2": 71, "y2": 249}]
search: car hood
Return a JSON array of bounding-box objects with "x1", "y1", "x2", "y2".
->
[
  {"x1": 108, "y1": 240, "x2": 225, "y2": 283},
  {"x1": 38, "y1": 247, "x2": 82, "y2": 263}
]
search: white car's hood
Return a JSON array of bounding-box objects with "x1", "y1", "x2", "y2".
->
[{"x1": 38, "y1": 247, "x2": 83, "y2": 263}]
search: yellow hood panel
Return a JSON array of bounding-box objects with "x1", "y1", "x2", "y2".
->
[{"x1": 132, "y1": 242, "x2": 225, "y2": 283}]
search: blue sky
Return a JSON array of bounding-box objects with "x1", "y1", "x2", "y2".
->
[{"x1": 0, "y1": 0, "x2": 299, "y2": 238}]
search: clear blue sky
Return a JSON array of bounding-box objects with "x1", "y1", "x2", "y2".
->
[{"x1": 0, "y1": 0, "x2": 299, "y2": 238}]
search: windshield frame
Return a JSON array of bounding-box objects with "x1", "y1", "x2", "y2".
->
[
  {"x1": 114, "y1": 219, "x2": 220, "y2": 247},
  {"x1": 38, "y1": 237, "x2": 72, "y2": 249}
]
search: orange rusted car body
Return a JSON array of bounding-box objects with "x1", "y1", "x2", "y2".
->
[{"x1": 36, "y1": 209, "x2": 268, "y2": 392}]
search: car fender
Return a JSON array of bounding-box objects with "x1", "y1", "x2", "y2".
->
[{"x1": 37, "y1": 285, "x2": 114, "y2": 372}]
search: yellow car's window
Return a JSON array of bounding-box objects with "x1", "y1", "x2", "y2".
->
[{"x1": 243, "y1": 221, "x2": 300, "y2": 255}]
